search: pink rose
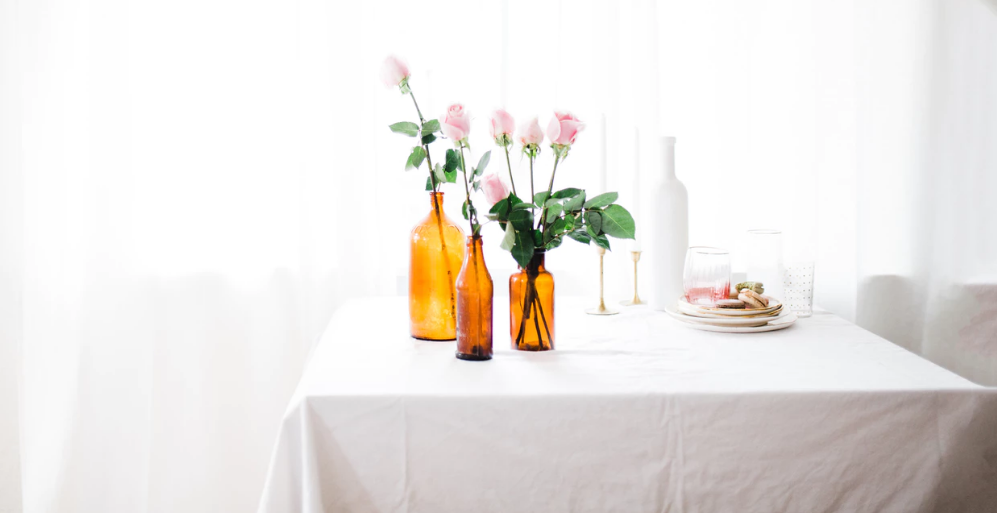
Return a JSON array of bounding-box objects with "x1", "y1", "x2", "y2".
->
[
  {"x1": 380, "y1": 55, "x2": 410, "y2": 88},
  {"x1": 518, "y1": 117, "x2": 545, "y2": 147},
  {"x1": 480, "y1": 173, "x2": 511, "y2": 205},
  {"x1": 489, "y1": 109, "x2": 515, "y2": 144},
  {"x1": 546, "y1": 112, "x2": 585, "y2": 146},
  {"x1": 440, "y1": 103, "x2": 471, "y2": 143}
]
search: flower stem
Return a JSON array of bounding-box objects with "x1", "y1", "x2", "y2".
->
[
  {"x1": 408, "y1": 88, "x2": 453, "y2": 321},
  {"x1": 409, "y1": 92, "x2": 426, "y2": 124},
  {"x1": 529, "y1": 155, "x2": 535, "y2": 202},
  {"x1": 515, "y1": 274, "x2": 536, "y2": 346},
  {"x1": 531, "y1": 298, "x2": 544, "y2": 347},
  {"x1": 514, "y1": 269, "x2": 551, "y2": 351},
  {"x1": 408, "y1": 90, "x2": 437, "y2": 192},
  {"x1": 503, "y1": 145, "x2": 517, "y2": 196},
  {"x1": 458, "y1": 145, "x2": 477, "y2": 232},
  {"x1": 430, "y1": 193, "x2": 456, "y2": 325},
  {"x1": 408, "y1": 87, "x2": 440, "y2": 192},
  {"x1": 536, "y1": 294, "x2": 551, "y2": 343},
  {"x1": 537, "y1": 156, "x2": 561, "y2": 231}
]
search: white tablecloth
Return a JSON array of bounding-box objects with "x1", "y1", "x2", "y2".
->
[{"x1": 258, "y1": 297, "x2": 997, "y2": 513}]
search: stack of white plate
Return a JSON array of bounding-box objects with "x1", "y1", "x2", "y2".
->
[{"x1": 665, "y1": 297, "x2": 798, "y2": 333}]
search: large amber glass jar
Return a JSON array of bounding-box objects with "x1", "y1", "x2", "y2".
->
[
  {"x1": 410, "y1": 192, "x2": 466, "y2": 340},
  {"x1": 509, "y1": 251, "x2": 554, "y2": 351},
  {"x1": 455, "y1": 235, "x2": 493, "y2": 360}
]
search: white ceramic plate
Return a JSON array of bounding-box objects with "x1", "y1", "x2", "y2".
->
[
  {"x1": 665, "y1": 305, "x2": 793, "y2": 327},
  {"x1": 678, "y1": 296, "x2": 782, "y2": 317},
  {"x1": 679, "y1": 304, "x2": 784, "y2": 320},
  {"x1": 668, "y1": 310, "x2": 799, "y2": 333}
]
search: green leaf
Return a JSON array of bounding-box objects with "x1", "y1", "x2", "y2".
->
[
  {"x1": 593, "y1": 233, "x2": 611, "y2": 250},
  {"x1": 563, "y1": 214, "x2": 576, "y2": 231},
  {"x1": 433, "y1": 163, "x2": 446, "y2": 184},
  {"x1": 583, "y1": 192, "x2": 618, "y2": 209},
  {"x1": 510, "y1": 202, "x2": 534, "y2": 212},
  {"x1": 475, "y1": 151, "x2": 491, "y2": 177},
  {"x1": 500, "y1": 222, "x2": 516, "y2": 250},
  {"x1": 533, "y1": 192, "x2": 550, "y2": 206},
  {"x1": 552, "y1": 217, "x2": 567, "y2": 234},
  {"x1": 545, "y1": 236, "x2": 563, "y2": 250},
  {"x1": 552, "y1": 187, "x2": 583, "y2": 199},
  {"x1": 489, "y1": 198, "x2": 510, "y2": 220},
  {"x1": 421, "y1": 133, "x2": 437, "y2": 145},
  {"x1": 600, "y1": 204, "x2": 636, "y2": 239},
  {"x1": 422, "y1": 119, "x2": 441, "y2": 135},
  {"x1": 462, "y1": 200, "x2": 469, "y2": 220},
  {"x1": 406, "y1": 146, "x2": 427, "y2": 170},
  {"x1": 445, "y1": 149, "x2": 460, "y2": 173},
  {"x1": 509, "y1": 208, "x2": 534, "y2": 231},
  {"x1": 389, "y1": 121, "x2": 420, "y2": 137},
  {"x1": 425, "y1": 177, "x2": 433, "y2": 191},
  {"x1": 508, "y1": 193, "x2": 524, "y2": 206},
  {"x1": 567, "y1": 230, "x2": 592, "y2": 245},
  {"x1": 511, "y1": 230, "x2": 535, "y2": 269},
  {"x1": 585, "y1": 210, "x2": 603, "y2": 235},
  {"x1": 562, "y1": 191, "x2": 586, "y2": 212},
  {"x1": 545, "y1": 203, "x2": 563, "y2": 222}
]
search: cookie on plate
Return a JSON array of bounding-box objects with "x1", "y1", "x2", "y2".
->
[
  {"x1": 716, "y1": 299, "x2": 745, "y2": 309},
  {"x1": 739, "y1": 289, "x2": 769, "y2": 309}
]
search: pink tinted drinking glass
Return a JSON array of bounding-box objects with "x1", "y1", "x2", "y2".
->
[{"x1": 683, "y1": 247, "x2": 731, "y2": 306}]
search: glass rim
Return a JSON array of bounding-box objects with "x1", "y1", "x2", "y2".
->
[
  {"x1": 688, "y1": 246, "x2": 729, "y2": 255},
  {"x1": 747, "y1": 229, "x2": 782, "y2": 235}
]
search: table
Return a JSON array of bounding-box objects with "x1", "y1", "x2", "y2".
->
[{"x1": 258, "y1": 297, "x2": 997, "y2": 513}]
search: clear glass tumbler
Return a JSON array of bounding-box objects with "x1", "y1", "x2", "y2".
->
[
  {"x1": 783, "y1": 261, "x2": 815, "y2": 317},
  {"x1": 683, "y1": 247, "x2": 731, "y2": 306},
  {"x1": 745, "y1": 229, "x2": 784, "y2": 302}
]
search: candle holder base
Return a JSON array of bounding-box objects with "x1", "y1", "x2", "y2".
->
[
  {"x1": 586, "y1": 303, "x2": 619, "y2": 316},
  {"x1": 619, "y1": 298, "x2": 646, "y2": 306}
]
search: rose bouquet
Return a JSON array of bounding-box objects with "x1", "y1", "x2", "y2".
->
[
  {"x1": 483, "y1": 111, "x2": 636, "y2": 350},
  {"x1": 383, "y1": 55, "x2": 635, "y2": 353}
]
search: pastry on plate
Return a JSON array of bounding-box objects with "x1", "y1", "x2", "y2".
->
[
  {"x1": 735, "y1": 281, "x2": 765, "y2": 295},
  {"x1": 738, "y1": 289, "x2": 770, "y2": 309},
  {"x1": 716, "y1": 299, "x2": 745, "y2": 309}
]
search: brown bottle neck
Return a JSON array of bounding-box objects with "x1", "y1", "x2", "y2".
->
[
  {"x1": 527, "y1": 251, "x2": 546, "y2": 273},
  {"x1": 466, "y1": 235, "x2": 484, "y2": 258},
  {"x1": 429, "y1": 192, "x2": 445, "y2": 210}
]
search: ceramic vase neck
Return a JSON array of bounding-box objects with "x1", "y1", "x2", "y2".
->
[{"x1": 661, "y1": 137, "x2": 676, "y2": 180}]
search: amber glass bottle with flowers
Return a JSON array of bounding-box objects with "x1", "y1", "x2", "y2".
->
[
  {"x1": 383, "y1": 56, "x2": 468, "y2": 340},
  {"x1": 437, "y1": 103, "x2": 496, "y2": 360},
  {"x1": 486, "y1": 112, "x2": 637, "y2": 351}
]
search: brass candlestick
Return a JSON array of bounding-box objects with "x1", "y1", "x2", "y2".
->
[
  {"x1": 620, "y1": 250, "x2": 646, "y2": 306},
  {"x1": 586, "y1": 246, "x2": 619, "y2": 316}
]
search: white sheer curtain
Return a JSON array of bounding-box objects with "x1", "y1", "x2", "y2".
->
[
  {"x1": 853, "y1": 0, "x2": 997, "y2": 385},
  {"x1": 1, "y1": 0, "x2": 995, "y2": 511}
]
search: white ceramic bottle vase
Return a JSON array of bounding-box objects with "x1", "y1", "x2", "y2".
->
[{"x1": 650, "y1": 136, "x2": 689, "y2": 311}]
